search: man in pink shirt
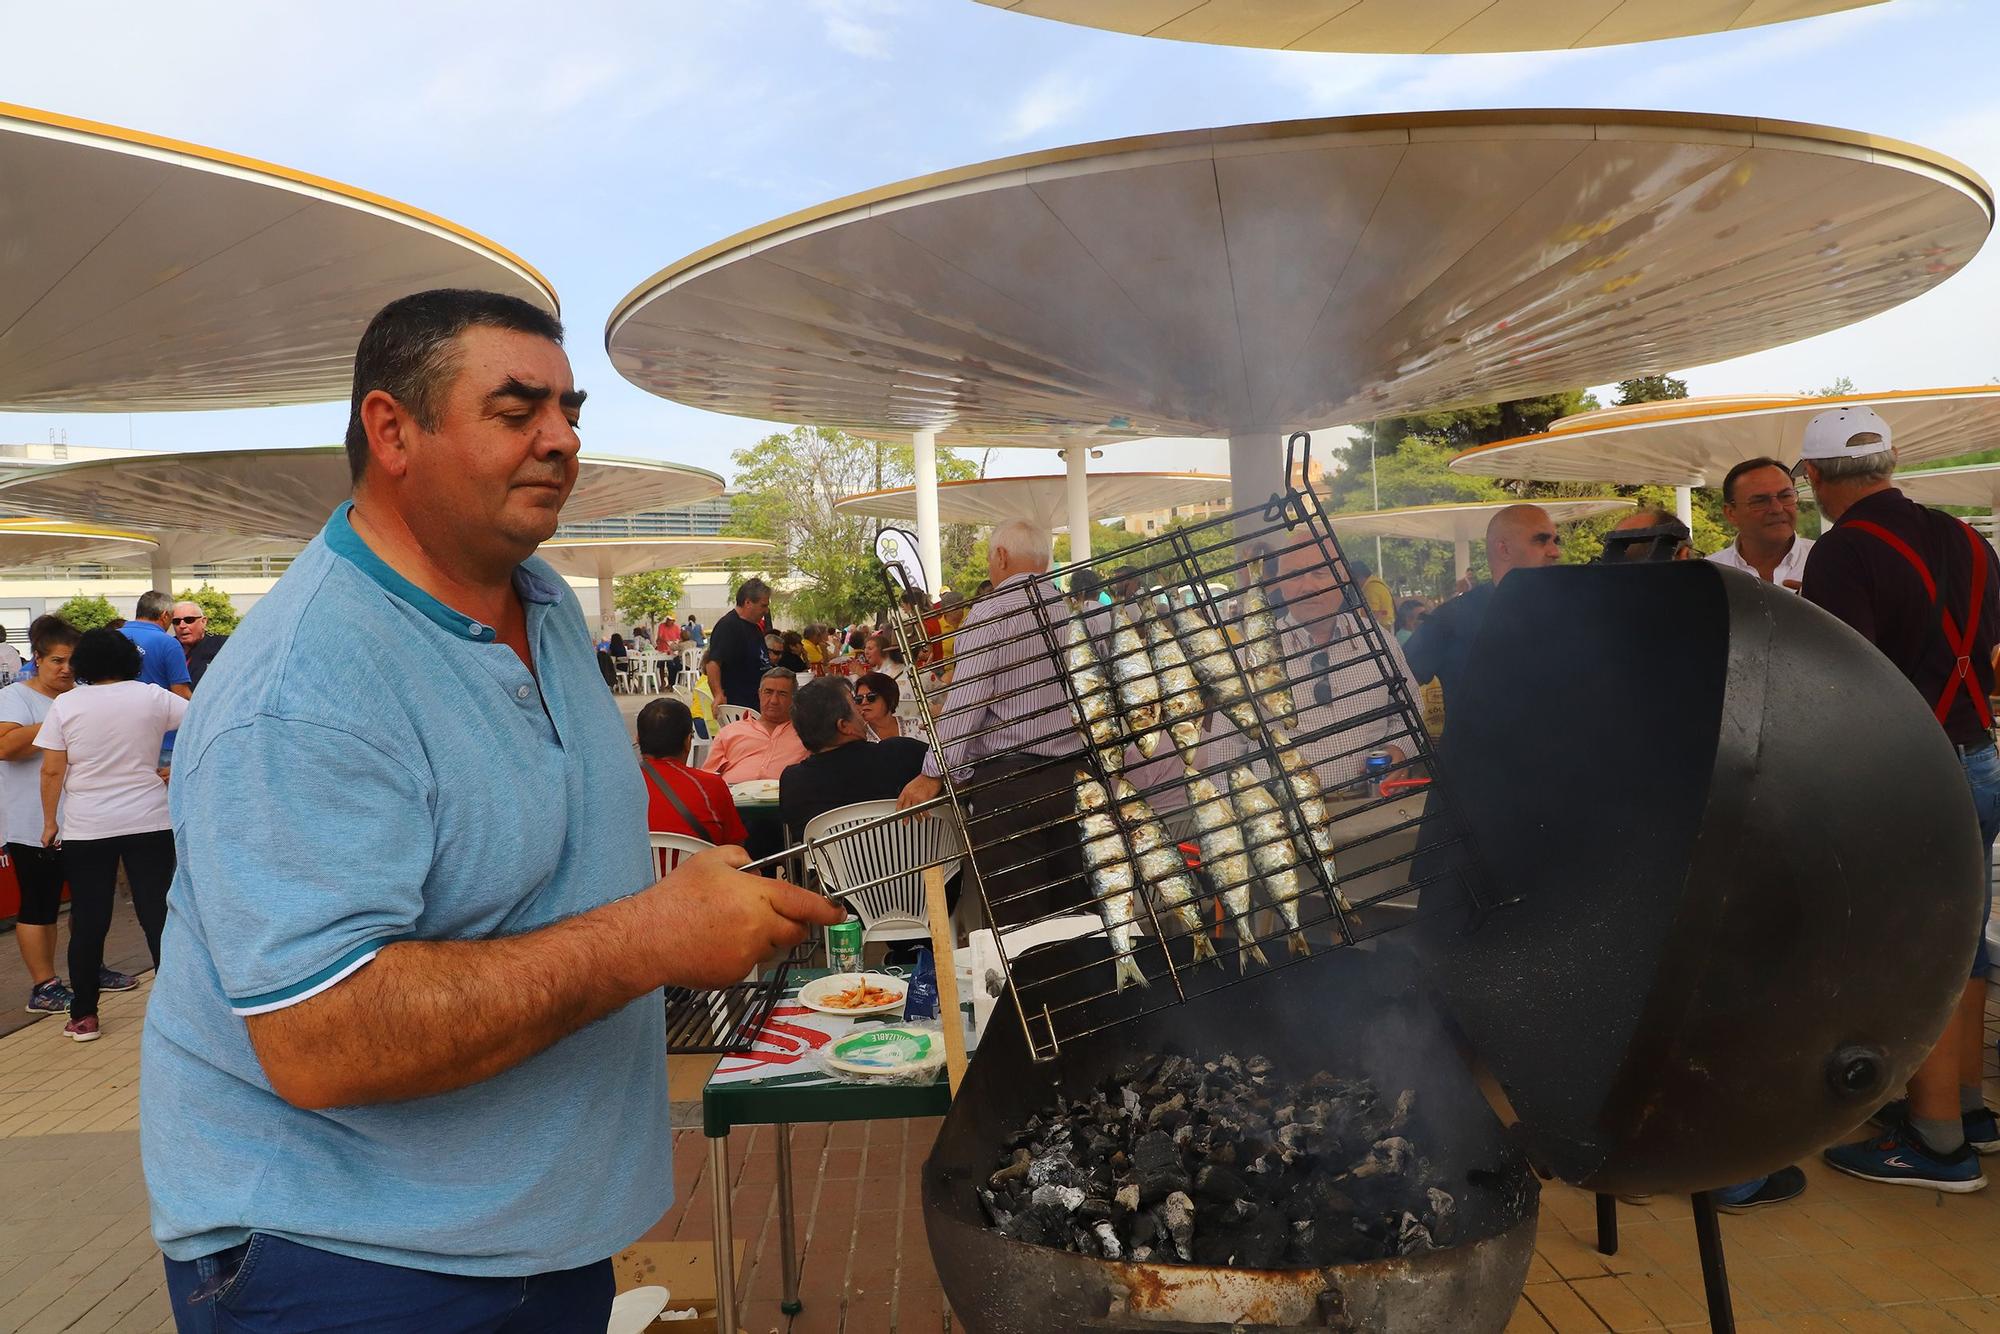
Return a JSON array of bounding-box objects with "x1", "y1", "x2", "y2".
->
[{"x1": 702, "y1": 669, "x2": 807, "y2": 782}]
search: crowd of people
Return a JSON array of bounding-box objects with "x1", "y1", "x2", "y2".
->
[{"x1": 6, "y1": 590, "x2": 227, "y2": 1040}]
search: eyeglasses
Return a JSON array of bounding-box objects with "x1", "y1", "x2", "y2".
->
[
  {"x1": 170, "y1": 616, "x2": 203, "y2": 625},
  {"x1": 1738, "y1": 490, "x2": 1798, "y2": 512},
  {"x1": 854, "y1": 692, "x2": 879, "y2": 704}
]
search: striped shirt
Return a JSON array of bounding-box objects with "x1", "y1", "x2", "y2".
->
[{"x1": 922, "y1": 573, "x2": 1081, "y2": 780}]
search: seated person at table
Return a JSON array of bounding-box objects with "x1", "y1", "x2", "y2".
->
[
  {"x1": 779, "y1": 677, "x2": 929, "y2": 835},
  {"x1": 769, "y1": 631, "x2": 809, "y2": 674},
  {"x1": 855, "y1": 670, "x2": 905, "y2": 740},
  {"x1": 637, "y1": 698, "x2": 746, "y2": 847},
  {"x1": 703, "y1": 668, "x2": 807, "y2": 783}
]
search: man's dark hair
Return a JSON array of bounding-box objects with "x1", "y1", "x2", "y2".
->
[
  {"x1": 71, "y1": 628, "x2": 142, "y2": 684},
  {"x1": 1721, "y1": 456, "x2": 1792, "y2": 504},
  {"x1": 135, "y1": 589, "x2": 173, "y2": 623},
  {"x1": 855, "y1": 670, "x2": 900, "y2": 712},
  {"x1": 793, "y1": 677, "x2": 857, "y2": 753},
  {"x1": 637, "y1": 697, "x2": 694, "y2": 759},
  {"x1": 27, "y1": 615, "x2": 77, "y2": 659},
  {"x1": 342, "y1": 289, "x2": 565, "y2": 482},
  {"x1": 1351, "y1": 559, "x2": 1374, "y2": 579},
  {"x1": 734, "y1": 578, "x2": 771, "y2": 608}
]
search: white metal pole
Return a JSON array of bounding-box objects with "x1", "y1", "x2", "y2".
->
[
  {"x1": 149, "y1": 550, "x2": 172, "y2": 596},
  {"x1": 1675, "y1": 484, "x2": 1694, "y2": 530},
  {"x1": 1064, "y1": 445, "x2": 1092, "y2": 563},
  {"x1": 1453, "y1": 536, "x2": 1471, "y2": 586},
  {"x1": 1228, "y1": 434, "x2": 1282, "y2": 538},
  {"x1": 1369, "y1": 430, "x2": 1383, "y2": 580},
  {"x1": 598, "y1": 571, "x2": 616, "y2": 636},
  {"x1": 912, "y1": 429, "x2": 942, "y2": 595}
]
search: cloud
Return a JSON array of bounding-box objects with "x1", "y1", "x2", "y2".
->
[
  {"x1": 1612, "y1": 0, "x2": 1907, "y2": 104},
  {"x1": 808, "y1": 0, "x2": 903, "y2": 59},
  {"x1": 1261, "y1": 47, "x2": 1598, "y2": 116},
  {"x1": 999, "y1": 69, "x2": 1093, "y2": 143}
]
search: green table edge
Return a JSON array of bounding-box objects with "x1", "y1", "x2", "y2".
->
[{"x1": 702, "y1": 1072, "x2": 951, "y2": 1137}]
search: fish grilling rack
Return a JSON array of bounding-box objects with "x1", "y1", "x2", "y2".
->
[
  {"x1": 663, "y1": 960, "x2": 795, "y2": 1055},
  {"x1": 795, "y1": 434, "x2": 1492, "y2": 1062}
]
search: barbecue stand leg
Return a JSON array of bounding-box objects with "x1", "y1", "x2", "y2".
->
[
  {"x1": 1690, "y1": 1190, "x2": 1736, "y2": 1334},
  {"x1": 709, "y1": 1134, "x2": 738, "y2": 1334},
  {"x1": 776, "y1": 1122, "x2": 801, "y2": 1315},
  {"x1": 1595, "y1": 1193, "x2": 1617, "y2": 1256}
]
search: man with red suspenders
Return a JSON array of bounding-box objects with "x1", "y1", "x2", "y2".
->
[{"x1": 1799, "y1": 405, "x2": 2000, "y2": 1192}]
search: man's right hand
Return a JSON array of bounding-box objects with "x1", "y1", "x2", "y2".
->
[
  {"x1": 636, "y1": 846, "x2": 846, "y2": 989},
  {"x1": 896, "y1": 773, "x2": 942, "y2": 811}
]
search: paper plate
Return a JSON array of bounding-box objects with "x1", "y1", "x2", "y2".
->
[
  {"x1": 608, "y1": 1286, "x2": 670, "y2": 1334},
  {"x1": 729, "y1": 778, "x2": 780, "y2": 802},
  {"x1": 798, "y1": 971, "x2": 907, "y2": 1017},
  {"x1": 823, "y1": 1025, "x2": 944, "y2": 1078}
]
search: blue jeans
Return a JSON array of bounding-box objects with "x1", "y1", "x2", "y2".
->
[
  {"x1": 164, "y1": 1234, "x2": 613, "y2": 1333},
  {"x1": 1961, "y1": 743, "x2": 2000, "y2": 981}
]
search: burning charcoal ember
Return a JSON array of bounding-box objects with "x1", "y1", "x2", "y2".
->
[
  {"x1": 1031, "y1": 1183, "x2": 1086, "y2": 1212},
  {"x1": 985, "y1": 1052, "x2": 1458, "y2": 1270},
  {"x1": 1160, "y1": 1191, "x2": 1196, "y2": 1261}
]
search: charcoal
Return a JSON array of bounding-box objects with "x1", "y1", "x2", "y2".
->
[{"x1": 983, "y1": 1051, "x2": 1456, "y2": 1272}]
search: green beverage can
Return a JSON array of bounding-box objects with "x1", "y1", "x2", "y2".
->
[{"x1": 827, "y1": 919, "x2": 864, "y2": 974}]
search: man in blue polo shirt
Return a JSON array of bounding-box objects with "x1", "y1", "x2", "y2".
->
[
  {"x1": 120, "y1": 591, "x2": 194, "y2": 700},
  {"x1": 142, "y1": 289, "x2": 841, "y2": 1331}
]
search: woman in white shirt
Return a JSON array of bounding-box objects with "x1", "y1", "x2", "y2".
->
[{"x1": 37, "y1": 628, "x2": 188, "y2": 1042}]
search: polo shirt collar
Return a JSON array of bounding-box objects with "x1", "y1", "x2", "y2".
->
[{"x1": 323, "y1": 502, "x2": 561, "y2": 645}]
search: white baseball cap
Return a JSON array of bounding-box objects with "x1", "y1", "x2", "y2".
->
[{"x1": 1794, "y1": 405, "x2": 1894, "y2": 471}]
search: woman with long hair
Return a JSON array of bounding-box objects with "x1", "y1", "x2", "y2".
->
[{"x1": 36, "y1": 628, "x2": 188, "y2": 1041}]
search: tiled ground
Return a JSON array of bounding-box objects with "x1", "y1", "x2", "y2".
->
[{"x1": 0, "y1": 972, "x2": 1993, "y2": 1332}]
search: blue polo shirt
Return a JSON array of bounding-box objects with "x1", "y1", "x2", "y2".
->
[
  {"x1": 120, "y1": 619, "x2": 192, "y2": 693},
  {"x1": 140, "y1": 503, "x2": 668, "y2": 1276}
]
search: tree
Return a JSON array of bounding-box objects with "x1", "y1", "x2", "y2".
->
[
  {"x1": 53, "y1": 594, "x2": 118, "y2": 631},
  {"x1": 175, "y1": 584, "x2": 240, "y2": 635},
  {"x1": 1615, "y1": 374, "x2": 1688, "y2": 404},
  {"x1": 1803, "y1": 376, "x2": 1856, "y2": 398},
  {"x1": 725, "y1": 427, "x2": 975, "y2": 625},
  {"x1": 614, "y1": 569, "x2": 686, "y2": 629}
]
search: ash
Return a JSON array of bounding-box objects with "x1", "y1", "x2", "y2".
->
[{"x1": 978, "y1": 1051, "x2": 1458, "y2": 1269}]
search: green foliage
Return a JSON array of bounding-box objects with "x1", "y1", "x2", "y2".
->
[
  {"x1": 1053, "y1": 523, "x2": 1148, "y2": 567},
  {"x1": 724, "y1": 426, "x2": 976, "y2": 625},
  {"x1": 1803, "y1": 376, "x2": 1856, "y2": 397},
  {"x1": 53, "y1": 594, "x2": 118, "y2": 632},
  {"x1": 1557, "y1": 485, "x2": 1729, "y2": 564},
  {"x1": 614, "y1": 570, "x2": 686, "y2": 628},
  {"x1": 174, "y1": 584, "x2": 240, "y2": 635},
  {"x1": 1615, "y1": 375, "x2": 1688, "y2": 404}
]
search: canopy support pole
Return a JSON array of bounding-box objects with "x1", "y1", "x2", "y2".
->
[
  {"x1": 1064, "y1": 445, "x2": 1092, "y2": 562},
  {"x1": 1229, "y1": 433, "x2": 1282, "y2": 538},
  {"x1": 598, "y1": 571, "x2": 616, "y2": 636},
  {"x1": 149, "y1": 551, "x2": 172, "y2": 596},
  {"x1": 1454, "y1": 535, "x2": 1471, "y2": 585},
  {"x1": 1675, "y1": 485, "x2": 1694, "y2": 530},
  {"x1": 913, "y1": 429, "x2": 942, "y2": 596}
]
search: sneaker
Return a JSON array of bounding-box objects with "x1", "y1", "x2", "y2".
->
[
  {"x1": 96, "y1": 968, "x2": 138, "y2": 993},
  {"x1": 1716, "y1": 1166, "x2": 1807, "y2": 1213},
  {"x1": 63, "y1": 1016, "x2": 100, "y2": 1042},
  {"x1": 1870, "y1": 1099, "x2": 2000, "y2": 1154},
  {"x1": 26, "y1": 978, "x2": 72, "y2": 1014},
  {"x1": 1823, "y1": 1124, "x2": 1987, "y2": 1193}
]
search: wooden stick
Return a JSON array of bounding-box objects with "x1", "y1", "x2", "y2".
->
[{"x1": 923, "y1": 863, "x2": 968, "y2": 1095}]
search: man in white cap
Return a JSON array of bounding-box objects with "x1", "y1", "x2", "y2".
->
[
  {"x1": 1798, "y1": 404, "x2": 1999, "y2": 1192},
  {"x1": 1708, "y1": 456, "x2": 1814, "y2": 588}
]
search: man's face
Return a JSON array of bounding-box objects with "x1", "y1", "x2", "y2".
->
[
  {"x1": 759, "y1": 677, "x2": 795, "y2": 724},
  {"x1": 170, "y1": 603, "x2": 206, "y2": 645},
  {"x1": 1495, "y1": 510, "x2": 1561, "y2": 577},
  {"x1": 1273, "y1": 548, "x2": 1343, "y2": 629},
  {"x1": 34, "y1": 644, "x2": 74, "y2": 694},
  {"x1": 385, "y1": 326, "x2": 583, "y2": 563},
  {"x1": 1723, "y1": 466, "x2": 1799, "y2": 545},
  {"x1": 863, "y1": 638, "x2": 885, "y2": 667}
]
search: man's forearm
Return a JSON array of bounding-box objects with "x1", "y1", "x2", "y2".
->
[{"x1": 249, "y1": 892, "x2": 663, "y2": 1109}]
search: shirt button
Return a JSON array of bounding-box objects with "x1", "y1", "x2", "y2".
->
[
  {"x1": 516, "y1": 685, "x2": 531, "y2": 700},
  {"x1": 467, "y1": 623, "x2": 486, "y2": 638}
]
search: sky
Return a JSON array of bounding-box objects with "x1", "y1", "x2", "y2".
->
[{"x1": 4, "y1": 0, "x2": 1998, "y2": 486}]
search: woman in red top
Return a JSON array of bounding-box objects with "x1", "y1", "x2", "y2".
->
[{"x1": 636, "y1": 697, "x2": 747, "y2": 846}]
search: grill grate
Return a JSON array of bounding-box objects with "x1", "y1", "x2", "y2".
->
[
  {"x1": 785, "y1": 434, "x2": 1494, "y2": 1062},
  {"x1": 663, "y1": 963, "x2": 793, "y2": 1055}
]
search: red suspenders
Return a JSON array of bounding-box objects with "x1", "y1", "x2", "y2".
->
[{"x1": 1845, "y1": 518, "x2": 1994, "y2": 729}]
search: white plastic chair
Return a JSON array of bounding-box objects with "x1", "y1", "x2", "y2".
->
[
  {"x1": 802, "y1": 799, "x2": 965, "y2": 948},
  {"x1": 649, "y1": 830, "x2": 714, "y2": 878},
  {"x1": 630, "y1": 653, "x2": 662, "y2": 695},
  {"x1": 718, "y1": 704, "x2": 760, "y2": 727},
  {"x1": 681, "y1": 645, "x2": 703, "y2": 676}
]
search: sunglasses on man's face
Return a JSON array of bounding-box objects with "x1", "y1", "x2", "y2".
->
[{"x1": 171, "y1": 616, "x2": 203, "y2": 625}]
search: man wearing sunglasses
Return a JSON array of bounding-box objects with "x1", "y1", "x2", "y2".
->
[
  {"x1": 170, "y1": 601, "x2": 229, "y2": 690},
  {"x1": 1708, "y1": 456, "x2": 1813, "y2": 589}
]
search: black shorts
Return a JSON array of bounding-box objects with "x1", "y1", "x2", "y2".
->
[{"x1": 6, "y1": 843, "x2": 64, "y2": 926}]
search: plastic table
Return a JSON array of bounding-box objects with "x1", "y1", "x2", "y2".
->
[{"x1": 701, "y1": 969, "x2": 954, "y2": 1332}]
